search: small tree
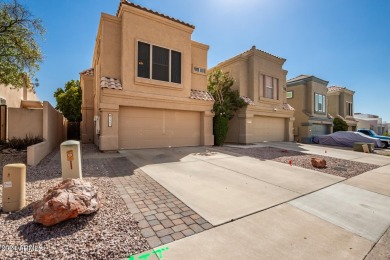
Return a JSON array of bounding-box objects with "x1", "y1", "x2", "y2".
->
[
  {"x1": 54, "y1": 80, "x2": 82, "y2": 122},
  {"x1": 0, "y1": 0, "x2": 45, "y2": 89},
  {"x1": 333, "y1": 118, "x2": 348, "y2": 132},
  {"x1": 208, "y1": 69, "x2": 247, "y2": 146}
]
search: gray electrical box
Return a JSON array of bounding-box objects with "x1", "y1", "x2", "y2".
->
[
  {"x1": 2, "y1": 163, "x2": 26, "y2": 212},
  {"x1": 60, "y1": 140, "x2": 82, "y2": 179}
]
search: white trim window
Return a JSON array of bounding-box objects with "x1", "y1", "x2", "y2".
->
[
  {"x1": 314, "y1": 93, "x2": 326, "y2": 113},
  {"x1": 346, "y1": 101, "x2": 353, "y2": 116},
  {"x1": 137, "y1": 41, "x2": 181, "y2": 84},
  {"x1": 263, "y1": 75, "x2": 278, "y2": 100}
]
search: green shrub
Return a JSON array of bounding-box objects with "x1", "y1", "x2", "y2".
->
[
  {"x1": 208, "y1": 69, "x2": 247, "y2": 146},
  {"x1": 6, "y1": 135, "x2": 43, "y2": 150},
  {"x1": 333, "y1": 118, "x2": 348, "y2": 132},
  {"x1": 384, "y1": 132, "x2": 390, "y2": 137},
  {"x1": 213, "y1": 116, "x2": 229, "y2": 146}
]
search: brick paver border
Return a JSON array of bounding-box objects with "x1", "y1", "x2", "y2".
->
[{"x1": 108, "y1": 159, "x2": 213, "y2": 248}]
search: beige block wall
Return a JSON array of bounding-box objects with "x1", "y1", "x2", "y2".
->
[
  {"x1": 7, "y1": 108, "x2": 43, "y2": 139},
  {"x1": 27, "y1": 101, "x2": 66, "y2": 166}
]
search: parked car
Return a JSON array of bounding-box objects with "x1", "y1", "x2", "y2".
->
[
  {"x1": 312, "y1": 131, "x2": 382, "y2": 148},
  {"x1": 357, "y1": 129, "x2": 390, "y2": 148}
]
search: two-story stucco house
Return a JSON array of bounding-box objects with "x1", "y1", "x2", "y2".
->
[
  {"x1": 209, "y1": 46, "x2": 295, "y2": 144},
  {"x1": 80, "y1": 1, "x2": 214, "y2": 150},
  {"x1": 327, "y1": 86, "x2": 357, "y2": 131},
  {"x1": 287, "y1": 75, "x2": 333, "y2": 143}
]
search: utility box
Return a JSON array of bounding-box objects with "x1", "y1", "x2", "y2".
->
[
  {"x1": 2, "y1": 164, "x2": 26, "y2": 212},
  {"x1": 60, "y1": 140, "x2": 82, "y2": 179}
]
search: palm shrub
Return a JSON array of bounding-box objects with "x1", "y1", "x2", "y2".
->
[
  {"x1": 333, "y1": 118, "x2": 348, "y2": 132},
  {"x1": 208, "y1": 69, "x2": 247, "y2": 146}
]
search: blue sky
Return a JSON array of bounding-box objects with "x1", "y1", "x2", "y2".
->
[{"x1": 19, "y1": 0, "x2": 390, "y2": 122}]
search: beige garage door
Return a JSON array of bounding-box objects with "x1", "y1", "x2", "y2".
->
[
  {"x1": 253, "y1": 116, "x2": 286, "y2": 142},
  {"x1": 119, "y1": 107, "x2": 201, "y2": 149}
]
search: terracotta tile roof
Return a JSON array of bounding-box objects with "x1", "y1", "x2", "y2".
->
[
  {"x1": 190, "y1": 89, "x2": 214, "y2": 101},
  {"x1": 242, "y1": 45, "x2": 285, "y2": 61},
  {"x1": 328, "y1": 86, "x2": 354, "y2": 93},
  {"x1": 241, "y1": 96, "x2": 255, "y2": 105},
  {"x1": 80, "y1": 68, "x2": 94, "y2": 76},
  {"x1": 117, "y1": 1, "x2": 195, "y2": 29},
  {"x1": 282, "y1": 103, "x2": 295, "y2": 111},
  {"x1": 101, "y1": 77, "x2": 122, "y2": 90}
]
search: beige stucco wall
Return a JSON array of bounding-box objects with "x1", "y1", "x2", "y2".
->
[
  {"x1": 328, "y1": 90, "x2": 354, "y2": 118},
  {"x1": 212, "y1": 48, "x2": 294, "y2": 143},
  {"x1": 287, "y1": 77, "x2": 332, "y2": 142},
  {"x1": 119, "y1": 8, "x2": 193, "y2": 98},
  {"x1": 0, "y1": 84, "x2": 39, "y2": 108},
  {"x1": 27, "y1": 101, "x2": 66, "y2": 166},
  {"x1": 8, "y1": 108, "x2": 43, "y2": 139},
  {"x1": 80, "y1": 75, "x2": 95, "y2": 143},
  {"x1": 191, "y1": 41, "x2": 209, "y2": 91},
  {"x1": 83, "y1": 5, "x2": 214, "y2": 150}
]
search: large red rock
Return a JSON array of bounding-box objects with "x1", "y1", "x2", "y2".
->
[
  {"x1": 33, "y1": 179, "x2": 100, "y2": 226},
  {"x1": 311, "y1": 158, "x2": 327, "y2": 169}
]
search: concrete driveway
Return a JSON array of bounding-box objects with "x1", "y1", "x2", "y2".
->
[
  {"x1": 124, "y1": 145, "x2": 390, "y2": 259},
  {"x1": 120, "y1": 147, "x2": 343, "y2": 226}
]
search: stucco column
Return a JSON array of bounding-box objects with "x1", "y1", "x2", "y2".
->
[
  {"x1": 239, "y1": 113, "x2": 254, "y2": 144},
  {"x1": 200, "y1": 111, "x2": 214, "y2": 146},
  {"x1": 285, "y1": 117, "x2": 295, "y2": 142},
  {"x1": 98, "y1": 103, "x2": 119, "y2": 151}
]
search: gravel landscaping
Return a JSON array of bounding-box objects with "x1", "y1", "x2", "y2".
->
[
  {"x1": 215, "y1": 146, "x2": 380, "y2": 178},
  {"x1": 0, "y1": 149, "x2": 149, "y2": 259}
]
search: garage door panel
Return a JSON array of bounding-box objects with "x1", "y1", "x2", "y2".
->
[
  {"x1": 312, "y1": 124, "x2": 329, "y2": 136},
  {"x1": 119, "y1": 107, "x2": 200, "y2": 149},
  {"x1": 253, "y1": 116, "x2": 285, "y2": 142}
]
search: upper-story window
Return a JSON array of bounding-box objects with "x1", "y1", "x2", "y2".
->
[
  {"x1": 286, "y1": 91, "x2": 293, "y2": 99},
  {"x1": 137, "y1": 41, "x2": 181, "y2": 84},
  {"x1": 193, "y1": 66, "x2": 206, "y2": 74},
  {"x1": 346, "y1": 101, "x2": 353, "y2": 116},
  {"x1": 314, "y1": 93, "x2": 326, "y2": 113},
  {"x1": 262, "y1": 75, "x2": 278, "y2": 100}
]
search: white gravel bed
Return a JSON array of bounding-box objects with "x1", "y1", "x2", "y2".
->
[
  {"x1": 215, "y1": 146, "x2": 379, "y2": 178},
  {"x1": 0, "y1": 150, "x2": 149, "y2": 259}
]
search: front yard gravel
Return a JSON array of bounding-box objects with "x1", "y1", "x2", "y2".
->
[
  {"x1": 0, "y1": 149, "x2": 149, "y2": 259},
  {"x1": 215, "y1": 146, "x2": 379, "y2": 179}
]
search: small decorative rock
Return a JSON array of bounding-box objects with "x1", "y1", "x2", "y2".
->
[
  {"x1": 33, "y1": 179, "x2": 100, "y2": 226},
  {"x1": 311, "y1": 158, "x2": 327, "y2": 168}
]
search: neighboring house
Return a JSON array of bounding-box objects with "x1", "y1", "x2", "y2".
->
[
  {"x1": 0, "y1": 83, "x2": 66, "y2": 165},
  {"x1": 0, "y1": 84, "x2": 41, "y2": 141},
  {"x1": 327, "y1": 86, "x2": 357, "y2": 131},
  {"x1": 80, "y1": 1, "x2": 214, "y2": 150},
  {"x1": 286, "y1": 75, "x2": 333, "y2": 143},
  {"x1": 354, "y1": 113, "x2": 388, "y2": 135},
  {"x1": 209, "y1": 46, "x2": 295, "y2": 144}
]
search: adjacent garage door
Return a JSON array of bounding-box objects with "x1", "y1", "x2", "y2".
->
[
  {"x1": 311, "y1": 124, "x2": 329, "y2": 137},
  {"x1": 119, "y1": 107, "x2": 201, "y2": 149},
  {"x1": 252, "y1": 116, "x2": 285, "y2": 142}
]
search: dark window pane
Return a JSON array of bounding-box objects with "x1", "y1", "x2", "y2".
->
[
  {"x1": 152, "y1": 46, "x2": 169, "y2": 82},
  {"x1": 138, "y1": 42, "x2": 150, "y2": 78},
  {"x1": 171, "y1": 51, "x2": 181, "y2": 84}
]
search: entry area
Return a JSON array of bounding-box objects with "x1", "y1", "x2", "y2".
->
[{"x1": 118, "y1": 107, "x2": 201, "y2": 149}]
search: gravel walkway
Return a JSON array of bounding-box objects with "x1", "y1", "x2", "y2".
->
[
  {"x1": 214, "y1": 146, "x2": 379, "y2": 179},
  {"x1": 0, "y1": 148, "x2": 149, "y2": 259}
]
